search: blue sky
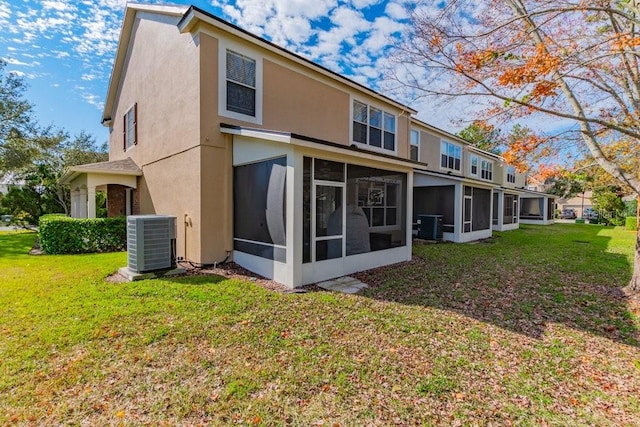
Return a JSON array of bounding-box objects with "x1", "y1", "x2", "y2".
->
[{"x1": 1, "y1": 0, "x2": 439, "y2": 146}]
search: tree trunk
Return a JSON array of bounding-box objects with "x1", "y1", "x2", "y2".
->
[{"x1": 630, "y1": 197, "x2": 640, "y2": 292}]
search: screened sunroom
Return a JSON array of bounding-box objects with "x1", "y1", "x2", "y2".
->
[{"x1": 225, "y1": 125, "x2": 418, "y2": 288}]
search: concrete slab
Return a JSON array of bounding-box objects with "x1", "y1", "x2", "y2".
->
[
  {"x1": 118, "y1": 266, "x2": 186, "y2": 281},
  {"x1": 316, "y1": 276, "x2": 368, "y2": 294}
]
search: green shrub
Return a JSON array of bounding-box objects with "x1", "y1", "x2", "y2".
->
[
  {"x1": 608, "y1": 216, "x2": 626, "y2": 226},
  {"x1": 39, "y1": 215, "x2": 126, "y2": 254},
  {"x1": 626, "y1": 216, "x2": 638, "y2": 231},
  {"x1": 575, "y1": 219, "x2": 585, "y2": 224}
]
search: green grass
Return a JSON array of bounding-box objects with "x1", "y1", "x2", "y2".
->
[{"x1": 1, "y1": 225, "x2": 640, "y2": 425}]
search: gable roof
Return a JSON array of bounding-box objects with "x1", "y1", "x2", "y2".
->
[
  {"x1": 102, "y1": 3, "x2": 416, "y2": 124},
  {"x1": 60, "y1": 157, "x2": 142, "y2": 184},
  {"x1": 102, "y1": 3, "x2": 189, "y2": 124}
]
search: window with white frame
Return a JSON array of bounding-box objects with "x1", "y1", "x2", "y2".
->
[
  {"x1": 481, "y1": 159, "x2": 493, "y2": 181},
  {"x1": 123, "y1": 103, "x2": 137, "y2": 150},
  {"x1": 470, "y1": 155, "x2": 478, "y2": 176},
  {"x1": 352, "y1": 100, "x2": 396, "y2": 151},
  {"x1": 226, "y1": 50, "x2": 256, "y2": 116},
  {"x1": 220, "y1": 46, "x2": 262, "y2": 124},
  {"x1": 506, "y1": 166, "x2": 516, "y2": 183},
  {"x1": 440, "y1": 141, "x2": 462, "y2": 171},
  {"x1": 410, "y1": 129, "x2": 420, "y2": 161}
]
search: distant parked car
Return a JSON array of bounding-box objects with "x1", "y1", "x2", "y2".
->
[
  {"x1": 1, "y1": 214, "x2": 12, "y2": 224},
  {"x1": 560, "y1": 209, "x2": 576, "y2": 219},
  {"x1": 583, "y1": 208, "x2": 599, "y2": 220}
]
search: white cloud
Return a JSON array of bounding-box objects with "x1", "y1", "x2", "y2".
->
[
  {"x1": 2, "y1": 57, "x2": 39, "y2": 67},
  {"x1": 42, "y1": 0, "x2": 73, "y2": 12},
  {"x1": 7, "y1": 69, "x2": 42, "y2": 80},
  {"x1": 211, "y1": 0, "x2": 413, "y2": 96},
  {"x1": 82, "y1": 92, "x2": 104, "y2": 109},
  {"x1": 216, "y1": 0, "x2": 338, "y2": 47},
  {"x1": 348, "y1": 0, "x2": 382, "y2": 9},
  {"x1": 52, "y1": 50, "x2": 70, "y2": 58},
  {"x1": 385, "y1": 1, "x2": 408, "y2": 20},
  {"x1": 0, "y1": 1, "x2": 10, "y2": 26}
]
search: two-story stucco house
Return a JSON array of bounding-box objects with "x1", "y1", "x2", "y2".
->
[
  {"x1": 61, "y1": 3, "x2": 429, "y2": 288},
  {"x1": 61, "y1": 3, "x2": 554, "y2": 287}
]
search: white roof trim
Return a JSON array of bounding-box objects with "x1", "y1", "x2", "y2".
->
[
  {"x1": 414, "y1": 169, "x2": 499, "y2": 188},
  {"x1": 221, "y1": 125, "x2": 426, "y2": 171},
  {"x1": 220, "y1": 126, "x2": 292, "y2": 144},
  {"x1": 290, "y1": 137, "x2": 427, "y2": 171},
  {"x1": 518, "y1": 188, "x2": 556, "y2": 197}
]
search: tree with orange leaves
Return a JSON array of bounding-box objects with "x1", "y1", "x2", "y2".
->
[{"x1": 393, "y1": 0, "x2": 640, "y2": 292}]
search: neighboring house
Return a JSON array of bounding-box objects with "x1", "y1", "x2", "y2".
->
[
  {"x1": 0, "y1": 176, "x2": 23, "y2": 195},
  {"x1": 557, "y1": 191, "x2": 592, "y2": 218},
  {"x1": 410, "y1": 119, "x2": 527, "y2": 242},
  {"x1": 61, "y1": 3, "x2": 424, "y2": 288}
]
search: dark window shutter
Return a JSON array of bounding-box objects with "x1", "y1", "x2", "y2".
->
[
  {"x1": 133, "y1": 103, "x2": 138, "y2": 145},
  {"x1": 123, "y1": 113, "x2": 127, "y2": 151}
]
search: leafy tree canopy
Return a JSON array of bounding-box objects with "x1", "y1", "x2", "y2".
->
[
  {"x1": 0, "y1": 60, "x2": 107, "y2": 221},
  {"x1": 457, "y1": 120, "x2": 502, "y2": 154},
  {"x1": 393, "y1": 0, "x2": 640, "y2": 195},
  {"x1": 0, "y1": 60, "x2": 63, "y2": 174}
]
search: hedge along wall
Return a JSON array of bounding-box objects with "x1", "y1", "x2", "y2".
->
[
  {"x1": 626, "y1": 216, "x2": 638, "y2": 231},
  {"x1": 39, "y1": 214, "x2": 127, "y2": 254}
]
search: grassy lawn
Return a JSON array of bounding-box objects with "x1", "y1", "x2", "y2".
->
[{"x1": 1, "y1": 224, "x2": 639, "y2": 425}]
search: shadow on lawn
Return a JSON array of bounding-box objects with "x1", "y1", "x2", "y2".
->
[
  {"x1": 0, "y1": 231, "x2": 37, "y2": 257},
  {"x1": 353, "y1": 226, "x2": 639, "y2": 346}
]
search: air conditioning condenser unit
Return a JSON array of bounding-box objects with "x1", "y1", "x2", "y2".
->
[{"x1": 127, "y1": 215, "x2": 176, "y2": 273}]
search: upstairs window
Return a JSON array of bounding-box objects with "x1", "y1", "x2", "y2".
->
[
  {"x1": 226, "y1": 50, "x2": 256, "y2": 117},
  {"x1": 123, "y1": 103, "x2": 137, "y2": 151},
  {"x1": 470, "y1": 155, "x2": 478, "y2": 176},
  {"x1": 410, "y1": 129, "x2": 420, "y2": 161},
  {"x1": 352, "y1": 100, "x2": 396, "y2": 152},
  {"x1": 440, "y1": 141, "x2": 461, "y2": 171},
  {"x1": 481, "y1": 159, "x2": 493, "y2": 181},
  {"x1": 506, "y1": 166, "x2": 516, "y2": 183}
]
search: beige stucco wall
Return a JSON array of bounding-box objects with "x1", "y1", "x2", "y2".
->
[
  {"x1": 262, "y1": 60, "x2": 350, "y2": 143},
  {"x1": 105, "y1": 12, "x2": 232, "y2": 264},
  {"x1": 107, "y1": 13, "x2": 201, "y2": 166},
  {"x1": 136, "y1": 148, "x2": 202, "y2": 262},
  {"x1": 199, "y1": 33, "x2": 222, "y2": 148},
  {"x1": 197, "y1": 29, "x2": 411, "y2": 155},
  {"x1": 199, "y1": 141, "x2": 234, "y2": 263},
  {"x1": 418, "y1": 130, "x2": 441, "y2": 167}
]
